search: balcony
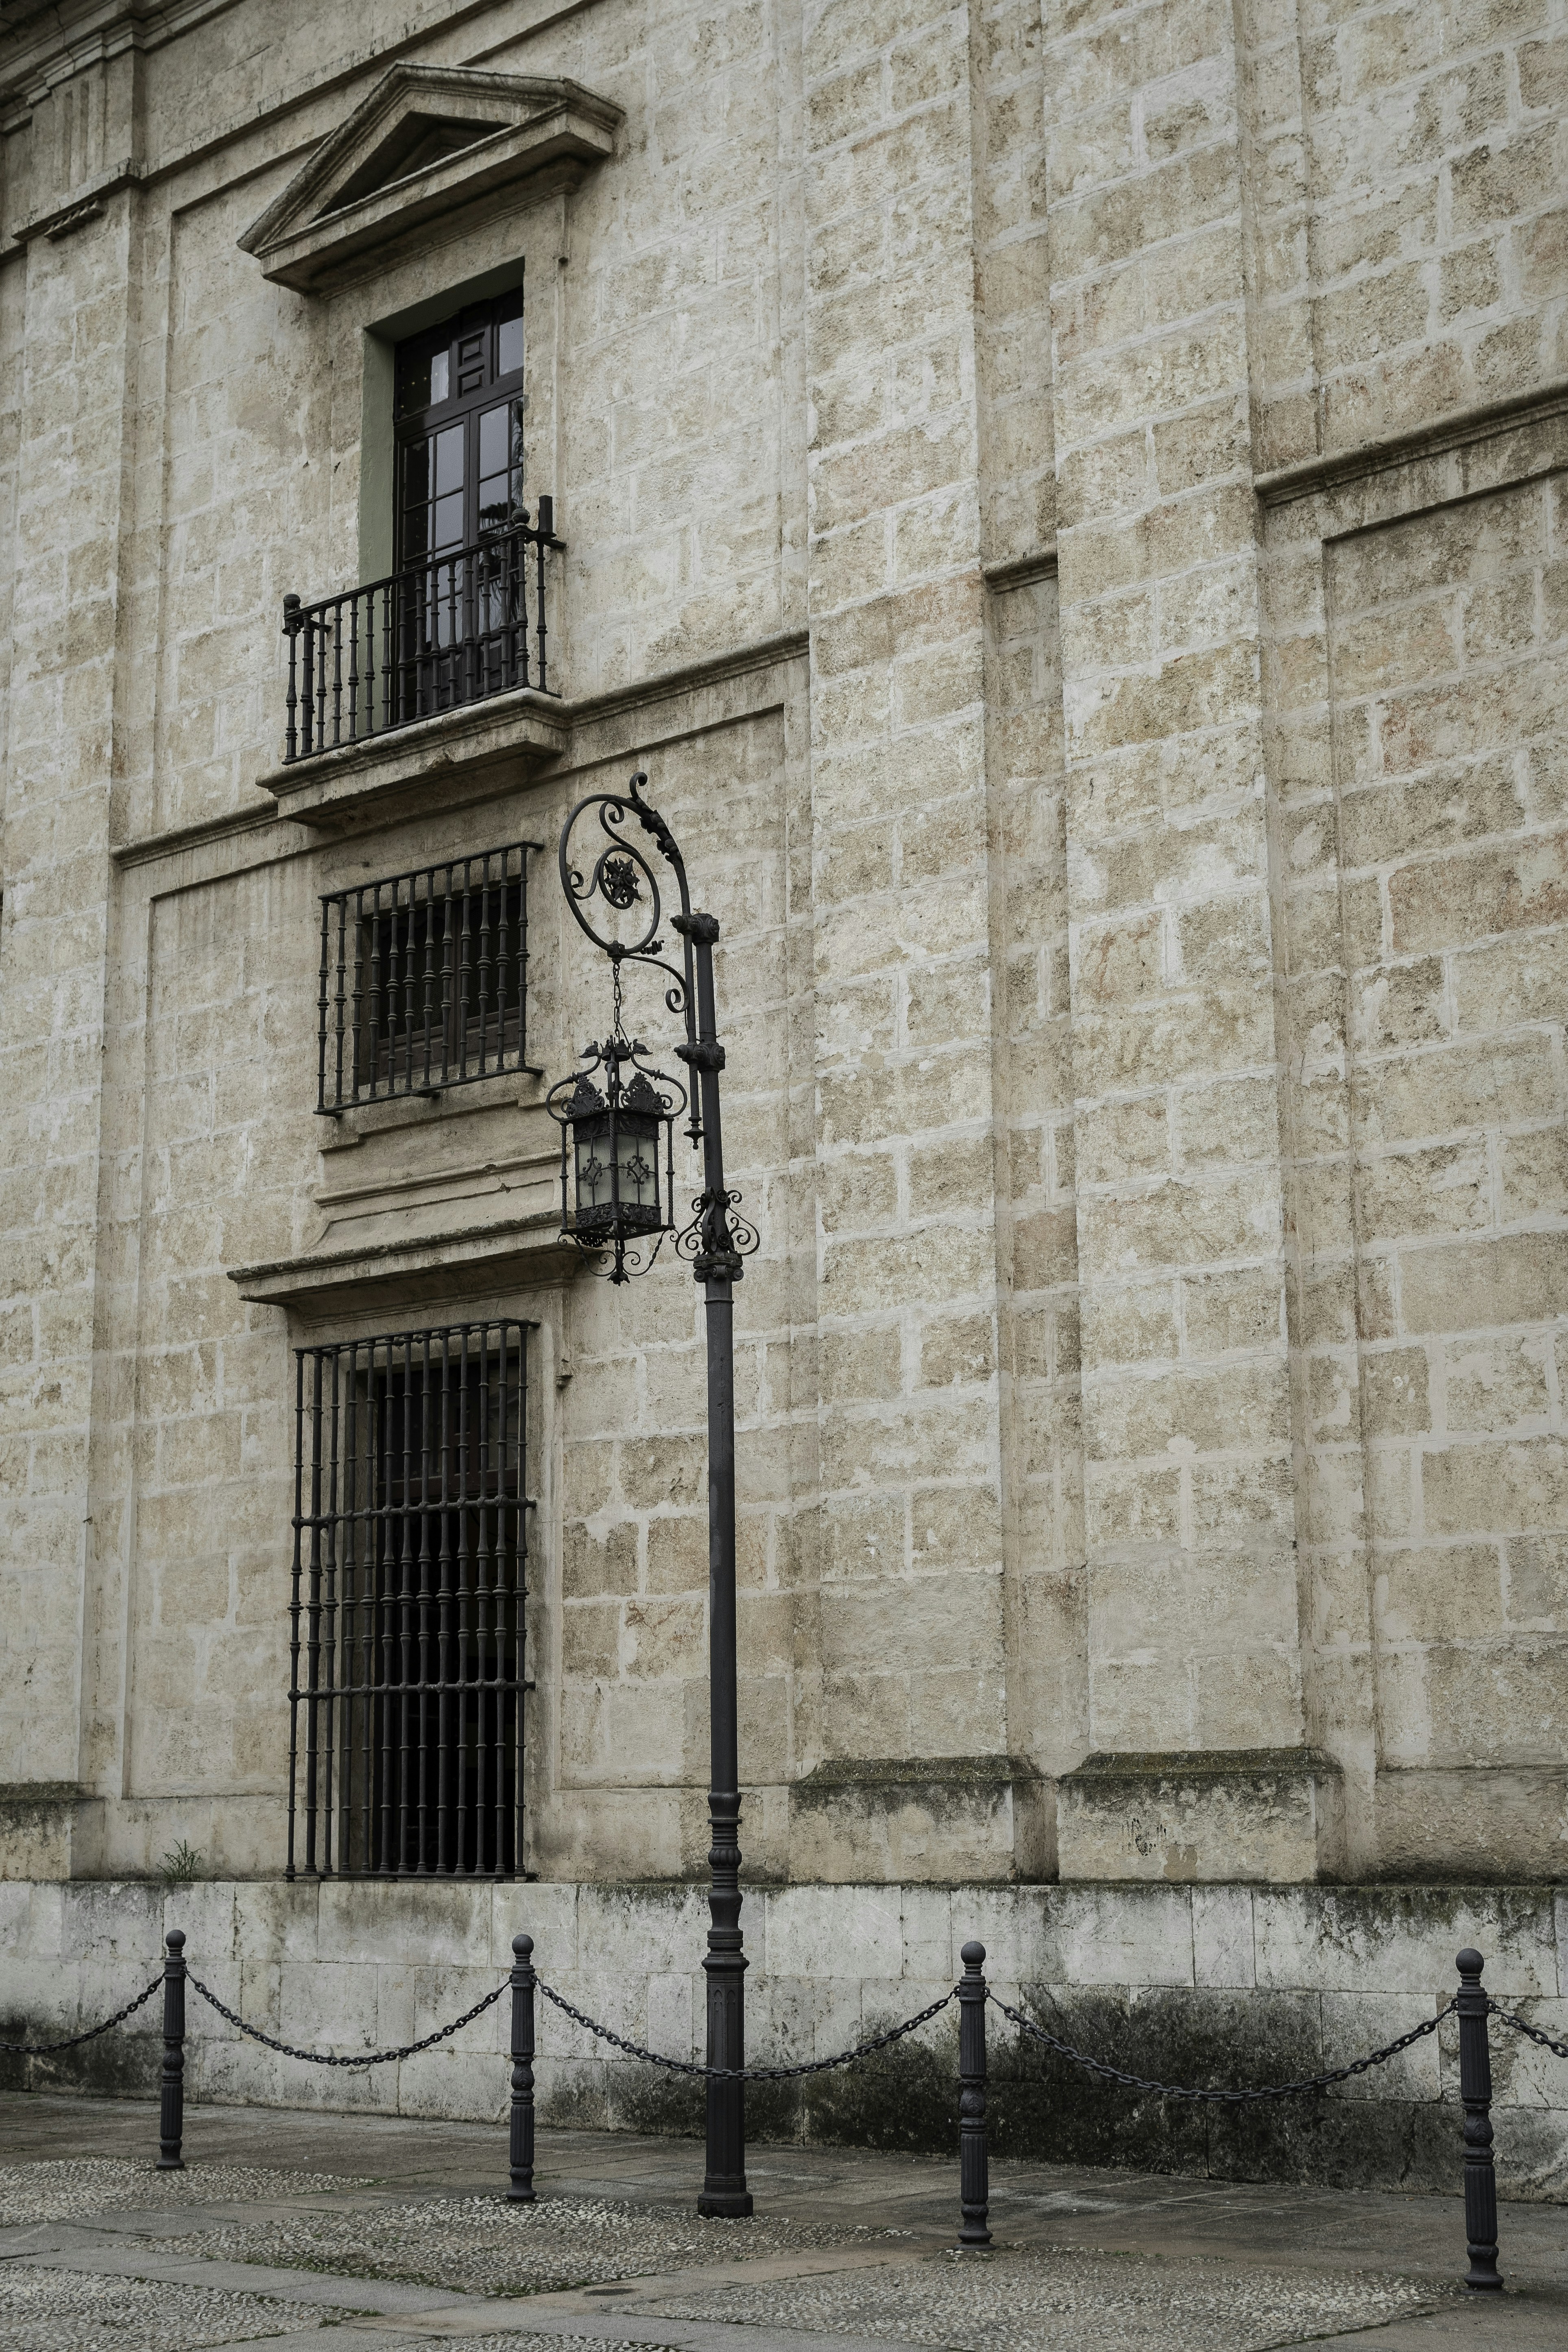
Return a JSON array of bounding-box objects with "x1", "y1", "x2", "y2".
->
[
  {"x1": 282, "y1": 504, "x2": 561, "y2": 763},
  {"x1": 262, "y1": 507, "x2": 568, "y2": 832}
]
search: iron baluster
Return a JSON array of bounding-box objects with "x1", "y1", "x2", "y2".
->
[
  {"x1": 535, "y1": 497, "x2": 553, "y2": 693},
  {"x1": 313, "y1": 610, "x2": 327, "y2": 755},
  {"x1": 283, "y1": 594, "x2": 301, "y2": 763},
  {"x1": 314, "y1": 897, "x2": 331, "y2": 1117},
  {"x1": 477, "y1": 869, "x2": 494, "y2": 1078}
]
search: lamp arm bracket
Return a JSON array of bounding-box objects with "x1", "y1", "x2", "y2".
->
[{"x1": 676, "y1": 1039, "x2": 726, "y2": 1074}]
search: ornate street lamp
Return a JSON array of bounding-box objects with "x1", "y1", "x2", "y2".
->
[{"x1": 548, "y1": 772, "x2": 758, "y2": 2218}]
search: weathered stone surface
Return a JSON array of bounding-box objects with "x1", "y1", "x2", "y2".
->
[{"x1": 0, "y1": 0, "x2": 1566, "y2": 2114}]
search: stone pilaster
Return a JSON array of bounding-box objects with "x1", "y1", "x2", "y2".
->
[
  {"x1": 798, "y1": 0, "x2": 1024, "y2": 1872},
  {"x1": 1046, "y1": 0, "x2": 1331, "y2": 1872},
  {"x1": 0, "y1": 74, "x2": 142, "y2": 1790}
]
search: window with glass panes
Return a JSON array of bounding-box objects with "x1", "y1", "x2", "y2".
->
[{"x1": 395, "y1": 287, "x2": 526, "y2": 570}]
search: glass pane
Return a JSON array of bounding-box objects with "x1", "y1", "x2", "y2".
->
[
  {"x1": 479, "y1": 404, "x2": 508, "y2": 478},
  {"x1": 401, "y1": 505, "x2": 428, "y2": 560},
  {"x1": 433, "y1": 492, "x2": 464, "y2": 548},
  {"x1": 397, "y1": 348, "x2": 432, "y2": 416},
  {"x1": 497, "y1": 305, "x2": 523, "y2": 377},
  {"x1": 434, "y1": 425, "x2": 464, "y2": 495},
  {"x1": 478, "y1": 400, "x2": 525, "y2": 532},
  {"x1": 430, "y1": 349, "x2": 449, "y2": 404},
  {"x1": 401, "y1": 440, "x2": 430, "y2": 503}
]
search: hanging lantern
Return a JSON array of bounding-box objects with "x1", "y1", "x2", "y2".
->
[{"x1": 547, "y1": 1036, "x2": 686, "y2": 1281}]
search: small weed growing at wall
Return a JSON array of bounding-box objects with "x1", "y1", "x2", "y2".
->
[{"x1": 160, "y1": 1840, "x2": 204, "y2": 1885}]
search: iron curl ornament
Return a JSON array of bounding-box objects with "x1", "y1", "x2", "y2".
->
[{"x1": 550, "y1": 774, "x2": 759, "y2": 1283}]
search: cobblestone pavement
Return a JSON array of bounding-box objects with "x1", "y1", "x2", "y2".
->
[
  {"x1": 643, "y1": 2246, "x2": 1455, "y2": 2352},
  {"x1": 143, "y1": 2188, "x2": 910, "y2": 2295},
  {"x1": 0, "y1": 2097, "x2": 1562, "y2": 2352},
  {"x1": 0, "y1": 2263, "x2": 358, "y2": 2350},
  {"x1": 0, "y1": 2158, "x2": 378, "y2": 2227}
]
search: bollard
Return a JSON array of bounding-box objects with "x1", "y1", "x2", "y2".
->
[
  {"x1": 1456, "y1": 1948, "x2": 1501, "y2": 2291},
  {"x1": 956, "y1": 1939, "x2": 991, "y2": 2249},
  {"x1": 157, "y1": 1930, "x2": 186, "y2": 2171},
  {"x1": 508, "y1": 1933, "x2": 536, "y2": 2203}
]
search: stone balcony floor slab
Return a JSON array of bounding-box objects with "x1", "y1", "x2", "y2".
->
[{"x1": 0, "y1": 2096, "x2": 1563, "y2": 2352}]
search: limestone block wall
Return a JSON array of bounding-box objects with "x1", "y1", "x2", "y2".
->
[
  {"x1": 2, "y1": 1875, "x2": 1565, "y2": 2198},
  {"x1": 0, "y1": 0, "x2": 1567, "y2": 1905}
]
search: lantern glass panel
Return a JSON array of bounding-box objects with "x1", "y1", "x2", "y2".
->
[
  {"x1": 615, "y1": 1111, "x2": 661, "y2": 1228},
  {"x1": 574, "y1": 1111, "x2": 613, "y2": 1226}
]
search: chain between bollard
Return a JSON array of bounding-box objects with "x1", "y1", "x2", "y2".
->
[
  {"x1": 535, "y1": 1977, "x2": 958, "y2": 2079},
  {"x1": 1489, "y1": 2003, "x2": 1568, "y2": 2061},
  {"x1": 989, "y1": 1993, "x2": 1456, "y2": 2103},
  {"x1": 0, "y1": 1972, "x2": 163, "y2": 2055},
  {"x1": 185, "y1": 1972, "x2": 506, "y2": 2066}
]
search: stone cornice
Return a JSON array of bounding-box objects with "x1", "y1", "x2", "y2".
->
[
  {"x1": 110, "y1": 627, "x2": 811, "y2": 867},
  {"x1": 0, "y1": 0, "x2": 245, "y2": 117},
  {"x1": 228, "y1": 1209, "x2": 580, "y2": 1318},
  {"x1": 1255, "y1": 377, "x2": 1568, "y2": 508},
  {"x1": 981, "y1": 546, "x2": 1058, "y2": 592}
]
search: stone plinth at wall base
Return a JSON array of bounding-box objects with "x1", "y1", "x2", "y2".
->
[
  {"x1": 0, "y1": 1877, "x2": 1564, "y2": 2200},
  {"x1": 786, "y1": 1758, "x2": 1051, "y2": 1883},
  {"x1": 1058, "y1": 1752, "x2": 1346, "y2": 1883},
  {"x1": 1374, "y1": 1768, "x2": 1568, "y2": 1882},
  {"x1": 0, "y1": 1788, "x2": 103, "y2": 1881}
]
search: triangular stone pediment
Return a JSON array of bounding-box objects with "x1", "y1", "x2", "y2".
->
[{"x1": 240, "y1": 65, "x2": 622, "y2": 293}]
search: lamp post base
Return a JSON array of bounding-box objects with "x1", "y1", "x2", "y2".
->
[
  {"x1": 700, "y1": 1785, "x2": 750, "y2": 2219},
  {"x1": 698, "y1": 2184, "x2": 755, "y2": 2218}
]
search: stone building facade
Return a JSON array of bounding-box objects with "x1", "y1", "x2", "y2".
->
[{"x1": 2, "y1": 0, "x2": 1568, "y2": 2189}]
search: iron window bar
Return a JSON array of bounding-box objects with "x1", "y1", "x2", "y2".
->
[
  {"x1": 281, "y1": 500, "x2": 561, "y2": 764},
  {"x1": 287, "y1": 1320, "x2": 536, "y2": 1882},
  {"x1": 317, "y1": 839, "x2": 543, "y2": 1113}
]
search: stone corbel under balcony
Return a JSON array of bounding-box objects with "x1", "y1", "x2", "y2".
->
[{"x1": 257, "y1": 682, "x2": 567, "y2": 834}]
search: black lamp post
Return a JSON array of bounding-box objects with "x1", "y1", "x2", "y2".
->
[{"x1": 547, "y1": 772, "x2": 758, "y2": 2218}]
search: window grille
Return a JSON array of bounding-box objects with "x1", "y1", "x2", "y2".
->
[
  {"x1": 287, "y1": 1321, "x2": 534, "y2": 1880},
  {"x1": 317, "y1": 840, "x2": 541, "y2": 1111}
]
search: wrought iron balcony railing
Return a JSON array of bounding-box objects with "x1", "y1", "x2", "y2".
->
[{"x1": 281, "y1": 502, "x2": 560, "y2": 764}]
